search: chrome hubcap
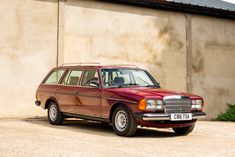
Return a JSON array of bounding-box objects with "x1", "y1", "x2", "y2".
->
[
  {"x1": 49, "y1": 104, "x2": 57, "y2": 121},
  {"x1": 115, "y1": 110, "x2": 128, "y2": 132}
]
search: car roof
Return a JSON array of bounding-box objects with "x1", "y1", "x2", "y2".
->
[{"x1": 57, "y1": 63, "x2": 140, "y2": 69}]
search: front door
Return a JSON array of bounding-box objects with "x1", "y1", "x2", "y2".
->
[{"x1": 76, "y1": 69, "x2": 102, "y2": 117}]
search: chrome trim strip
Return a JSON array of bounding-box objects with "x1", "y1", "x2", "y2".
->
[
  {"x1": 107, "y1": 98, "x2": 138, "y2": 104},
  {"x1": 76, "y1": 93, "x2": 102, "y2": 98},
  {"x1": 143, "y1": 113, "x2": 170, "y2": 120},
  {"x1": 163, "y1": 95, "x2": 181, "y2": 100},
  {"x1": 142, "y1": 112, "x2": 206, "y2": 121},
  {"x1": 192, "y1": 112, "x2": 207, "y2": 119},
  {"x1": 192, "y1": 115, "x2": 206, "y2": 119}
]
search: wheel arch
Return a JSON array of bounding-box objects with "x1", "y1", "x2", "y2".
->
[
  {"x1": 44, "y1": 97, "x2": 58, "y2": 109},
  {"x1": 109, "y1": 102, "x2": 133, "y2": 122}
]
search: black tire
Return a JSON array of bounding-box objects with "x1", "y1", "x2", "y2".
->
[
  {"x1": 172, "y1": 124, "x2": 195, "y2": 135},
  {"x1": 48, "y1": 102, "x2": 64, "y2": 125},
  {"x1": 112, "y1": 106, "x2": 137, "y2": 137}
]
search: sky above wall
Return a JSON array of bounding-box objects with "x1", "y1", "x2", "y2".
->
[{"x1": 223, "y1": 0, "x2": 235, "y2": 4}]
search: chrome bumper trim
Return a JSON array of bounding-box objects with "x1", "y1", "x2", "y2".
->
[{"x1": 142, "y1": 112, "x2": 206, "y2": 121}]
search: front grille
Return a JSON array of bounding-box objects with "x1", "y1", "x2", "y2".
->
[{"x1": 164, "y1": 98, "x2": 191, "y2": 113}]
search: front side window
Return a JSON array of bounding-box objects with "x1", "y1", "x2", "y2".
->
[
  {"x1": 44, "y1": 69, "x2": 65, "y2": 84},
  {"x1": 81, "y1": 69, "x2": 99, "y2": 87},
  {"x1": 102, "y1": 68, "x2": 158, "y2": 88},
  {"x1": 62, "y1": 70, "x2": 82, "y2": 86}
]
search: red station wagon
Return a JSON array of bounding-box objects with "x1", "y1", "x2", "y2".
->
[{"x1": 35, "y1": 63, "x2": 206, "y2": 136}]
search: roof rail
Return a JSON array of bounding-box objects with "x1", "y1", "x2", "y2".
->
[
  {"x1": 61, "y1": 63, "x2": 138, "y2": 68},
  {"x1": 61, "y1": 62, "x2": 100, "y2": 66},
  {"x1": 107, "y1": 64, "x2": 138, "y2": 68}
]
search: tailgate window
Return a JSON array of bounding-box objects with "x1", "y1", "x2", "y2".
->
[{"x1": 44, "y1": 70, "x2": 65, "y2": 84}]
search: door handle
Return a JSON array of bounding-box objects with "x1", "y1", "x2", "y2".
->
[{"x1": 55, "y1": 89, "x2": 60, "y2": 92}]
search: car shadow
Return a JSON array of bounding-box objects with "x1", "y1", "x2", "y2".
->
[{"x1": 23, "y1": 116, "x2": 177, "y2": 138}]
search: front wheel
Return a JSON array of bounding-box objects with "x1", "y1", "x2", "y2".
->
[
  {"x1": 48, "y1": 102, "x2": 64, "y2": 125},
  {"x1": 172, "y1": 124, "x2": 195, "y2": 135},
  {"x1": 112, "y1": 106, "x2": 137, "y2": 137}
]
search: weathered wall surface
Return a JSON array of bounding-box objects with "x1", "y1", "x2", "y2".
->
[
  {"x1": 0, "y1": 0, "x2": 58, "y2": 117},
  {"x1": 191, "y1": 16, "x2": 235, "y2": 120},
  {"x1": 61, "y1": 0, "x2": 187, "y2": 91}
]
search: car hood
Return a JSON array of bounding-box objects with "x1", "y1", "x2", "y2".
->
[{"x1": 106, "y1": 87, "x2": 201, "y2": 100}]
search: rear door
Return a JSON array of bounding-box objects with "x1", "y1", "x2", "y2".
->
[
  {"x1": 56, "y1": 69, "x2": 82, "y2": 113},
  {"x1": 76, "y1": 69, "x2": 102, "y2": 117}
]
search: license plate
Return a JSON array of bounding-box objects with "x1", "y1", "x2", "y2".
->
[{"x1": 170, "y1": 113, "x2": 192, "y2": 121}]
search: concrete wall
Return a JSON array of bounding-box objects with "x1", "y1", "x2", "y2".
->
[
  {"x1": 61, "y1": 0, "x2": 187, "y2": 91},
  {"x1": 0, "y1": 0, "x2": 234, "y2": 119},
  {"x1": 0, "y1": 0, "x2": 58, "y2": 117},
  {"x1": 191, "y1": 16, "x2": 235, "y2": 119}
]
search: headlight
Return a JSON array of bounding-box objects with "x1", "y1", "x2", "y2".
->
[
  {"x1": 146, "y1": 100, "x2": 157, "y2": 111},
  {"x1": 191, "y1": 99, "x2": 203, "y2": 109},
  {"x1": 139, "y1": 99, "x2": 163, "y2": 112}
]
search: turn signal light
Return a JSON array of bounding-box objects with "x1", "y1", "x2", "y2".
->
[{"x1": 138, "y1": 99, "x2": 146, "y2": 111}]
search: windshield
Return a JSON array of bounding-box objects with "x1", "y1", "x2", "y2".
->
[{"x1": 101, "y1": 68, "x2": 159, "y2": 88}]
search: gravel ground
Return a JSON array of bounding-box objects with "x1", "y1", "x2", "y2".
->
[{"x1": 0, "y1": 117, "x2": 234, "y2": 157}]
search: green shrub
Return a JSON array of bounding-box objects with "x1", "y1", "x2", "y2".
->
[{"x1": 215, "y1": 104, "x2": 235, "y2": 122}]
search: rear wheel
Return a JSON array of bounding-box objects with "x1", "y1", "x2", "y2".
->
[
  {"x1": 48, "y1": 102, "x2": 64, "y2": 125},
  {"x1": 172, "y1": 124, "x2": 195, "y2": 135},
  {"x1": 112, "y1": 106, "x2": 137, "y2": 137}
]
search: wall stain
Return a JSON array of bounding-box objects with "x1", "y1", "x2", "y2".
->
[
  {"x1": 205, "y1": 40, "x2": 235, "y2": 49},
  {"x1": 192, "y1": 51, "x2": 204, "y2": 73},
  {"x1": 85, "y1": 19, "x2": 185, "y2": 67},
  {"x1": 217, "y1": 88, "x2": 229, "y2": 97},
  {"x1": 105, "y1": 32, "x2": 162, "y2": 65},
  {"x1": 197, "y1": 26, "x2": 205, "y2": 34},
  {"x1": 157, "y1": 22, "x2": 184, "y2": 51},
  {"x1": 89, "y1": 36, "x2": 93, "y2": 53},
  {"x1": 8, "y1": 53, "x2": 18, "y2": 62},
  {"x1": 14, "y1": 7, "x2": 23, "y2": 49},
  {"x1": 143, "y1": 42, "x2": 161, "y2": 66}
]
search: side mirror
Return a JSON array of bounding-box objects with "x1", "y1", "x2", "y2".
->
[
  {"x1": 156, "y1": 82, "x2": 161, "y2": 87},
  {"x1": 89, "y1": 80, "x2": 100, "y2": 88}
]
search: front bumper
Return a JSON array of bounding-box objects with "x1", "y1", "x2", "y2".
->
[
  {"x1": 136, "y1": 112, "x2": 206, "y2": 121},
  {"x1": 35, "y1": 100, "x2": 41, "y2": 106}
]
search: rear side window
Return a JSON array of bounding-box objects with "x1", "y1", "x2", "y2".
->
[
  {"x1": 44, "y1": 70, "x2": 65, "y2": 84},
  {"x1": 62, "y1": 70, "x2": 82, "y2": 86}
]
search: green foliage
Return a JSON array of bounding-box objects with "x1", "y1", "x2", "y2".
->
[{"x1": 216, "y1": 104, "x2": 235, "y2": 122}]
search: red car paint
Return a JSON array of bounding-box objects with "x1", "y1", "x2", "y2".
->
[{"x1": 35, "y1": 64, "x2": 206, "y2": 131}]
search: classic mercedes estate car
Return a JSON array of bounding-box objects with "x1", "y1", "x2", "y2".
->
[{"x1": 35, "y1": 63, "x2": 206, "y2": 136}]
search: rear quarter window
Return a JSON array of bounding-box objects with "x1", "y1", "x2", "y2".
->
[{"x1": 44, "y1": 69, "x2": 65, "y2": 84}]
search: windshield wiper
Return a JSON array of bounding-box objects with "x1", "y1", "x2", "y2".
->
[
  {"x1": 118, "y1": 83, "x2": 140, "y2": 88},
  {"x1": 145, "y1": 84, "x2": 160, "y2": 88}
]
